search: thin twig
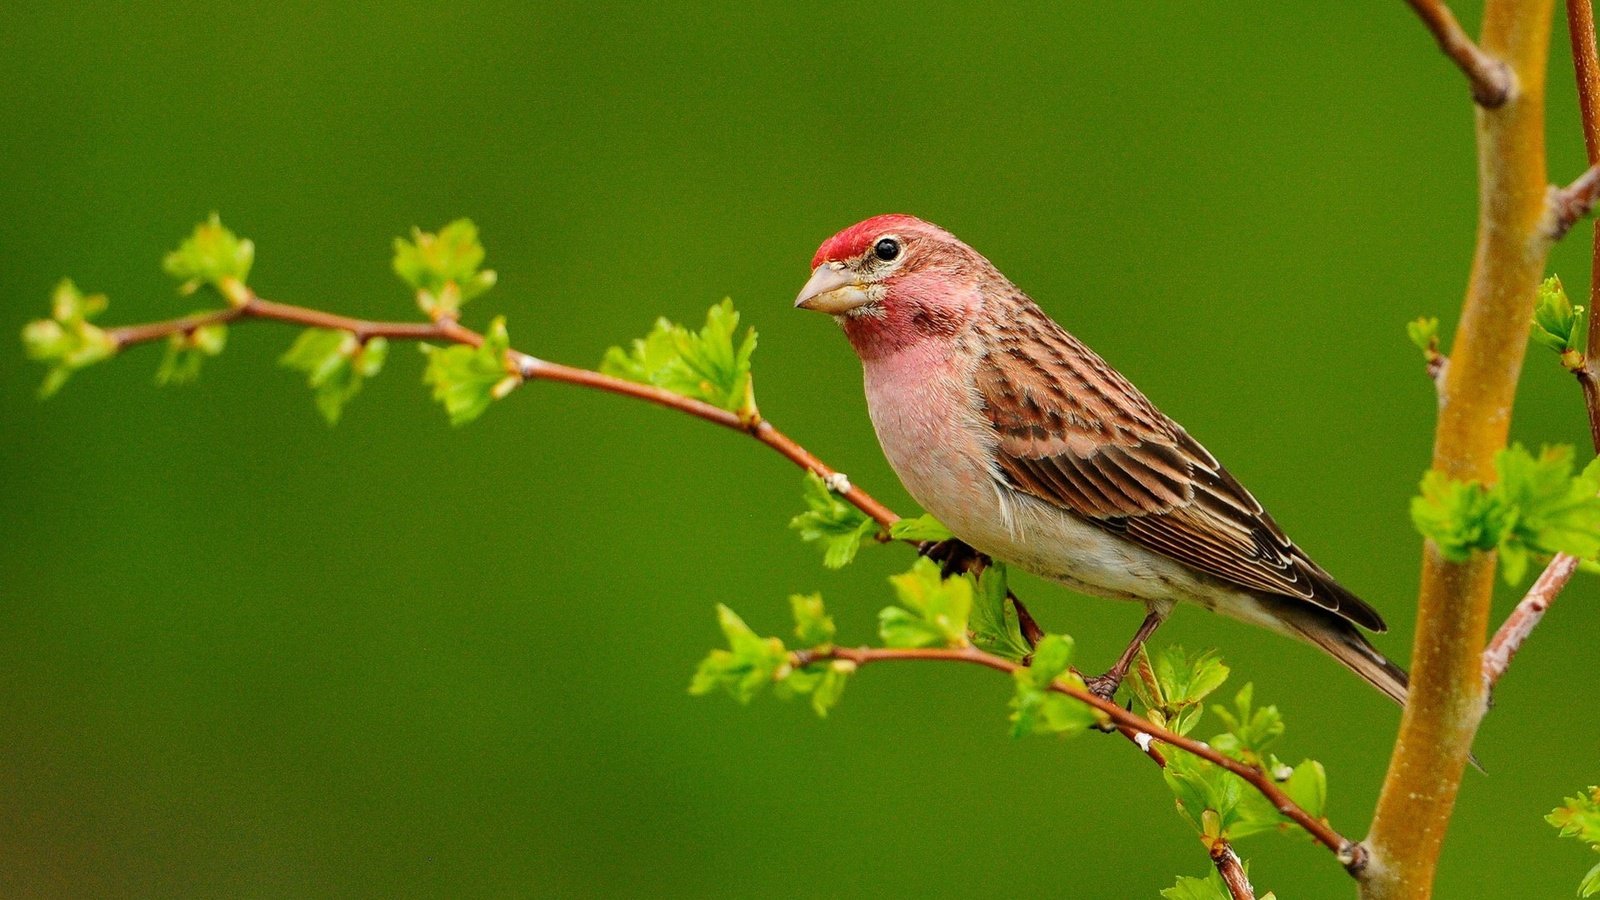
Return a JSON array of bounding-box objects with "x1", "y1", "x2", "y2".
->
[
  {"x1": 792, "y1": 644, "x2": 1365, "y2": 873},
  {"x1": 1403, "y1": 0, "x2": 1514, "y2": 106},
  {"x1": 105, "y1": 289, "x2": 902, "y2": 528},
  {"x1": 1483, "y1": 552, "x2": 1580, "y2": 686},
  {"x1": 1211, "y1": 839, "x2": 1256, "y2": 900},
  {"x1": 1546, "y1": 164, "x2": 1600, "y2": 239},
  {"x1": 1573, "y1": 0, "x2": 1600, "y2": 452}
]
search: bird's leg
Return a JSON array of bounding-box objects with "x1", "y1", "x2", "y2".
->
[
  {"x1": 1010, "y1": 593, "x2": 1045, "y2": 649},
  {"x1": 1083, "y1": 607, "x2": 1170, "y2": 701}
]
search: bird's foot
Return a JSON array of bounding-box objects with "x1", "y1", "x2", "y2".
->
[
  {"x1": 1082, "y1": 671, "x2": 1124, "y2": 704},
  {"x1": 918, "y1": 538, "x2": 983, "y2": 578}
]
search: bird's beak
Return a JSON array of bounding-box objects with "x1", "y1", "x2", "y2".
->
[{"x1": 794, "y1": 264, "x2": 871, "y2": 314}]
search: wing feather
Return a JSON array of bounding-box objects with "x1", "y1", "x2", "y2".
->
[{"x1": 975, "y1": 302, "x2": 1385, "y2": 632}]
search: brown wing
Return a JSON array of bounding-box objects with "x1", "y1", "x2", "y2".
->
[{"x1": 975, "y1": 302, "x2": 1385, "y2": 632}]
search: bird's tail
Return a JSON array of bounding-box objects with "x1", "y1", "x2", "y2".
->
[{"x1": 1263, "y1": 599, "x2": 1410, "y2": 707}]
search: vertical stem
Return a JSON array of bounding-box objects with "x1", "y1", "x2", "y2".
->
[
  {"x1": 1569, "y1": 0, "x2": 1600, "y2": 449},
  {"x1": 1363, "y1": 2, "x2": 1555, "y2": 898}
]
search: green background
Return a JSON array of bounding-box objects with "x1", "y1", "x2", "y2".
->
[{"x1": 4, "y1": 2, "x2": 1596, "y2": 897}]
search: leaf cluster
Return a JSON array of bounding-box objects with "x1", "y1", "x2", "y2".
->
[
  {"x1": 162, "y1": 213, "x2": 254, "y2": 303},
  {"x1": 21, "y1": 280, "x2": 118, "y2": 397},
  {"x1": 1131, "y1": 652, "x2": 1327, "y2": 844},
  {"x1": 1548, "y1": 787, "x2": 1600, "y2": 897},
  {"x1": 155, "y1": 321, "x2": 227, "y2": 387},
  {"x1": 1411, "y1": 443, "x2": 1600, "y2": 582},
  {"x1": 392, "y1": 219, "x2": 497, "y2": 320},
  {"x1": 421, "y1": 316, "x2": 520, "y2": 426},
  {"x1": 280, "y1": 328, "x2": 389, "y2": 424},
  {"x1": 1532, "y1": 275, "x2": 1587, "y2": 368},
  {"x1": 878, "y1": 557, "x2": 971, "y2": 649},
  {"x1": 789, "y1": 472, "x2": 878, "y2": 568},
  {"x1": 600, "y1": 299, "x2": 757, "y2": 415},
  {"x1": 688, "y1": 598, "x2": 852, "y2": 717},
  {"x1": 1129, "y1": 645, "x2": 1230, "y2": 736}
]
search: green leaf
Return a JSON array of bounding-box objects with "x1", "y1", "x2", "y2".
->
[
  {"x1": 155, "y1": 321, "x2": 228, "y2": 386},
  {"x1": 789, "y1": 592, "x2": 835, "y2": 647},
  {"x1": 1407, "y1": 316, "x2": 1440, "y2": 354},
  {"x1": 22, "y1": 279, "x2": 118, "y2": 397},
  {"x1": 392, "y1": 219, "x2": 497, "y2": 320},
  {"x1": 1208, "y1": 683, "x2": 1284, "y2": 765},
  {"x1": 968, "y1": 563, "x2": 1034, "y2": 663},
  {"x1": 600, "y1": 299, "x2": 758, "y2": 414},
  {"x1": 789, "y1": 471, "x2": 878, "y2": 568},
  {"x1": 1161, "y1": 872, "x2": 1231, "y2": 900},
  {"x1": 421, "y1": 317, "x2": 520, "y2": 426},
  {"x1": 279, "y1": 328, "x2": 388, "y2": 424},
  {"x1": 1533, "y1": 275, "x2": 1587, "y2": 363},
  {"x1": 1495, "y1": 445, "x2": 1600, "y2": 580},
  {"x1": 1280, "y1": 759, "x2": 1328, "y2": 820},
  {"x1": 689, "y1": 605, "x2": 789, "y2": 704},
  {"x1": 162, "y1": 214, "x2": 254, "y2": 302},
  {"x1": 1027, "y1": 633, "x2": 1075, "y2": 683},
  {"x1": 1008, "y1": 633, "x2": 1102, "y2": 738},
  {"x1": 877, "y1": 558, "x2": 971, "y2": 648},
  {"x1": 888, "y1": 514, "x2": 955, "y2": 542}
]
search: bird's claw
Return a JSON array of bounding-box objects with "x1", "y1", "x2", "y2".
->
[
  {"x1": 918, "y1": 538, "x2": 983, "y2": 578},
  {"x1": 1082, "y1": 672, "x2": 1123, "y2": 704}
]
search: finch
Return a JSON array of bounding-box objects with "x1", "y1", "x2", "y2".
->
[{"x1": 794, "y1": 214, "x2": 1407, "y2": 705}]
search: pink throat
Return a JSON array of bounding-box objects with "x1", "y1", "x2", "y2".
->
[{"x1": 839, "y1": 282, "x2": 968, "y2": 362}]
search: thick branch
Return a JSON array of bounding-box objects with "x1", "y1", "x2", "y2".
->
[
  {"x1": 1404, "y1": 0, "x2": 1515, "y2": 106},
  {"x1": 1365, "y1": 2, "x2": 1556, "y2": 898},
  {"x1": 1210, "y1": 840, "x2": 1255, "y2": 900},
  {"x1": 105, "y1": 289, "x2": 901, "y2": 528},
  {"x1": 1483, "y1": 552, "x2": 1579, "y2": 686},
  {"x1": 794, "y1": 644, "x2": 1364, "y2": 871}
]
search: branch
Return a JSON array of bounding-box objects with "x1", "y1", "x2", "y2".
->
[
  {"x1": 104, "y1": 288, "x2": 902, "y2": 528},
  {"x1": 1573, "y1": 0, "x2": 1600, "y2": 452},
  {"x1": 1483, "y1": 552, "x2": 1580, "y2": 687},
  {"x1": 1546, "y1": 163, "x2": 1600, "y2": 239},
  {"x1": 1210, "y1": 839, "x2": 1256, "y2": 900},
  {"x1": 793, "y1": 644, "x2": 1366, "y2": 873},
  {"x1": 1480, "y1": 0, "x2": 1600, "y2": 698},
  {"x1": 1404, "y1": 0, "x2": 1515, "y2": 106},
  {"x1": 1365, "y1": 1, "x2": 1557, "y2": 897}
]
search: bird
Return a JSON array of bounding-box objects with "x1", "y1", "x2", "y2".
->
[{"x1": 793, "y1": 213, "x2": 1407, "y2": 706}]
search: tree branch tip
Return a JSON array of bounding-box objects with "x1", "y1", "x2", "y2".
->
[{"x1": 1473, "y1": 59, "x2": 1515, "y2": 108}]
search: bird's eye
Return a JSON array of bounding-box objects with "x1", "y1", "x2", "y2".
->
[{"x1": 873, "y1": 237, "x2": 901, "y2": 262}]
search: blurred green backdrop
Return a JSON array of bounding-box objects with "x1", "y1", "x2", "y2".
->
[{"x1": 4, "y1": 2, "x2": 1597, "y2": 897}]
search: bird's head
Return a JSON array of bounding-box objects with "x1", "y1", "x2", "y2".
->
[{"x1": 795, "y1": 214, "x2": 989, "y2": 358}]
